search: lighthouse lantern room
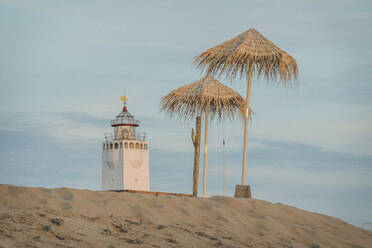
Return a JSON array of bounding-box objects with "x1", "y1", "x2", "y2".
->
[{"x1": 101, "y1": 96, "x2": 149, "y2": 191}]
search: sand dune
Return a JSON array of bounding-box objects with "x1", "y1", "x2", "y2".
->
[{"x1": 0, "y1": 184, "x2": 371, "y2": 248}]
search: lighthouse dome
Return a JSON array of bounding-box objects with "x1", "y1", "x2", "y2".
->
[
  {"x1": 110, "y1": 101, "x2": 146, "y2": 141},
  {"x1": 111, "y1": 105, "x2": 140, "y2": 128}
]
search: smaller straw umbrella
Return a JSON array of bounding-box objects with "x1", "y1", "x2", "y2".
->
[{"x1": 161, "y1": 75, "x2": 247, "y2": 198}]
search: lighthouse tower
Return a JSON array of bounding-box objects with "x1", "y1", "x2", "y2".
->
[{"x1": 101, "y1": 96, "x2": 149, "y2": 191}]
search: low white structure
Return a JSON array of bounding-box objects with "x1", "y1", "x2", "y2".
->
[{"x1": 101, "y1": 96, "x2": 149, "y2": 191}]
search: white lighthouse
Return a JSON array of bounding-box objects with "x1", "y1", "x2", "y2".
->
[{"x1": 101, "y1": 96, "x2": 150, "y2": 191}]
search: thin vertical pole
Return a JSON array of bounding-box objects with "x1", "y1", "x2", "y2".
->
[
  {"x1": 203, "y1": 105, "x2": 209, "y2": 198},
  {"x1": 242, "y1": 64, "x2": 253, "y2": 185},
  {"x1": 223, "y1": 138, "x2": 226, "y2": 196}
]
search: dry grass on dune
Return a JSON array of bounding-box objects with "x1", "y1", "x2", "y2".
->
[{"x1": 1, "y1": 184, "x2": 371, "y2": 248}]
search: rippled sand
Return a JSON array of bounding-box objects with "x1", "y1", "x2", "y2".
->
[{"x1": 1, "y1": 184, "x2": 371, "y2": 248}]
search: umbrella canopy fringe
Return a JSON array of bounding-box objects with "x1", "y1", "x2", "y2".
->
[
  {"x1": 194, "y1": 28, "x2": 298, "y2": 82},
  {"x1": 161, "y1": 75, "x2": 252, "y2": 121}
]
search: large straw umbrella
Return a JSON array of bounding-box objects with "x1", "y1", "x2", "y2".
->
[
  {"x1": 194, "y1": 28, "x2": 298, "y2": 186},
  {"x1": 161, "y1": 75, "x2": 246, "y2": 198}
]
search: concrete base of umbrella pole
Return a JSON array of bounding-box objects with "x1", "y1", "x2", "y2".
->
[{"x1": 234, "y1": 185, "x2": 252, "y2": 198}]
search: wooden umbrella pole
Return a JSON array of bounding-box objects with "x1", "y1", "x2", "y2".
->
[
  {"x1": 203, "y1": 105, "x2": 209, "y2": 198},
  {"x1": 242, "y1": 64, "x2": 253, "y2": 185},
  {"x1": 192, "y1": 116, "x2": 202, "y2": 197},
  {"x1": 223, "y1": 138, "x2": 226, "y2": 196}
]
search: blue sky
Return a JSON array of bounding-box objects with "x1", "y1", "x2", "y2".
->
[{"x1": 0, "y1": 0, "x2": 371, "y2": 227}]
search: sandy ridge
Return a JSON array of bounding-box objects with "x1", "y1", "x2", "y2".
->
[{"x1": 0, "y1": 184, "x2": 371, "y2": 248}]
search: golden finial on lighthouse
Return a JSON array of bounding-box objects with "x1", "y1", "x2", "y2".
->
[{"x1": 120, "y1": 90, "x2": 127, "y2": 102}]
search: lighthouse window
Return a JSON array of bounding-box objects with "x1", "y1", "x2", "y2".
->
[
  {"x1": 129, "y1": 143, "x2": 134, "y2": 149},
  {"x1": 106, "y1": 144, "x2": 109, "y2": 150},
  {"x1": 124, "y1": 142, "x2": 128, "y2": 149},
  {"x1": 135, "y1": 143, "x2": 139, "y2": 149},
  {"x1": 140, "y1": 143, "x2": 143, "y2": 149},
  {"x1": 110, "y1": 143, "x2": 113, "y2": 150},
  {"x1": 114, "y1": 143, "x2": 118, "y2": 149},
  {"x1": 120, "y1": 142, "x2": 123, "y2": 148},
  {"x1": 144, "y1": 144, "x2": 148, "y2": 150}
]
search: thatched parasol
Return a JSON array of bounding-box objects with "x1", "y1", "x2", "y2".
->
[
  {"x1": 161, "y1": 75, "x2": 247, "y2": 198},
  {"x1": 194, "y1": 28, "x2": 298, "y2": 185}
]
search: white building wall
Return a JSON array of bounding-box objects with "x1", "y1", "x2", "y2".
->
[
  {"x1": 101, "y1": 140, "x2": 149, "y2": 191},
  {"x1": 123, "y1": 141, "x2": 149, "y2": 191},
  {"x1": 101, "y1": 145, "x2": 123, "y2": 190}
]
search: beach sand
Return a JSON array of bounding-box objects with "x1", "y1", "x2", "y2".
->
[{"x1": 0, "y1": 184, "x2": 371, "y2": 248}]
